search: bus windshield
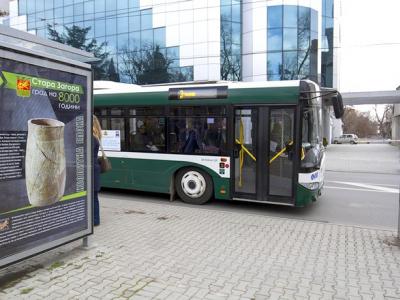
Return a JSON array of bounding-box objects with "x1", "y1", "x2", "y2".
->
[{"x1": 301, "y1": 97, "x2": 323, "y2": 170}]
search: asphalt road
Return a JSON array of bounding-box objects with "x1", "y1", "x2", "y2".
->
[{"x1": 100, "y1": 144, "x2": 400, "y2": 231}]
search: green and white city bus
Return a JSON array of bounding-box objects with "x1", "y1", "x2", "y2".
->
[{"x1": 94, "y1": 80, "x2": 343, "y2": 207}]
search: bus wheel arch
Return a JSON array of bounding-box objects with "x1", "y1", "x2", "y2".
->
[{"x1": 174, "y1": 167, "x2": 214, "y2": 205}]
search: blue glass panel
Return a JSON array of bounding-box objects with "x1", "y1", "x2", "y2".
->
[
  {"x1": 106, "y1": 16, "x2": 117, "y2": 35},
  {"x1": 44, "y1": 0, "x2": 53, "y2": 10},
  {"x1": 36, "y1": 11, "x2": 45, "y2": 28},
  {"x1": 54, "y1": 7, "x2": 63, "y2": 18},
  {"x1": 141, "y1": 9, "x2": 153, "y2": 30},
  {"x1": 221, "y1": 21, "x2": 231, "y2": 36},
  {"x1": 267, "y1": 52, "x2": 282, "y2": 75},
  {"x1": 45, "y1": 9, "x2": 53, "y2": 23},
  {"x1": 75, "y1": 21, "x2": 84, "y2": 28},
  {"x1": 298, "y1": 29, "x2": 310, "y2": 50},
  {"x1": 106, "y1": 35, "x2": 117, "y2": 54},
  {"x1": 283, "y1": 28, "x2": 297, "y2": 50},
  {"x1": 167, "y1": 47, "x2": 179, "y2": 60},
  {"x1": 283, "y1": 51, "x2": 298, "y2": 80},
  {"x1": 232, "y1": 22, "x2": 241, "y2": 44},
  {"x1": 36, "y1": 0, "x2": 45, "y2": 11},
  {"x1": 232, "y1": 3, "x2": 241, "y2": 23},
  {"x1": 54, "y1": 0, "x2": 63, "y2": 8},
  {"x1": 180, "y1": 66, "x2": 194, "y2": 81},
  {"x1": 95, "y1": 13, "x2": 106, "y2": 37},
  {"x1": 74, "y1": 3, "x2": 84, "y2": 22},
  {"x1": 170, "y1": 59, "x2": 180, "y2": 68},
  {"x1": 74, "y1": 0, "x2": 84, "y2": 3},
  {"x1": 232, "y1": 43, "x2": 241, "y2": 56},
  {"x1": 129, "y1": 12, "x2": 141, "y2": 31},
  {"x1": 86, "y1": 22, "x2": 95, "y2": 39},
  {"x1": 84, "y1": 1, "x2": 94, "y2": 14},
  {"x1": 130, "y1": 31, "x2": 141, "y2": 49},
  {"x1": 105, "y1": 0, "x2": 117, "y2": 16},
  {"x1": 64, "y1": 5, "x2": 73, "y2": 17},
  {"x1": 118, "y1": 33, "x2": 129, "y2": 51},
  {"x1": 153, "y1": 27, "x2": 166, "y2": 48},
  {"x1": 84, "y1": 13, "x2": 94, "y2": 23},
  {"x1": 19, "y1": 0, "x2": 27, "y2": 15},
  {"x1": 118, "y1": 0, "x2": 129, "y2": 11},
  {"x1": 267, "y1": 28, "x2": 282, "y2": 51},
  {"x1": 298, "y1": 7, "x2": 310, "y2": 29},
  {"x1": 27, "y1": 1, "x2": 35, "y2": 13},
  {"x1": 311, "y1": 9, "x2": 318, "y2": 31},
  {"x1": 95, "y1": 0, "x2": 105, "y2": 13},
  {"x1": 221, "y1": 5, "x2": 231, "y2": 21},
  {"x1": 283, "y1": 5, "x2": 297, "y2": 28},
  {"x1": 298, "y1": 50, "x2": 310, "y2": 76},
  {"x1": 325, "y1": 0, "x2": 334, "y2": 17},
  {"x1": 268, "y1": 6, "x2": 282, "y2": 28},
  {"x1": 117, "y1": 16, "x2": 129, "y2": 34},
  {"x1": 64, "y1": 0, "x2": 73, "y2": 6},
  {"x1": 221, "y1": 0, "x2": 232, "y2": 6},
  {"x1": 268, "y1": 74, "x2": 281, "y2": 81},
  {"x1": 64, "y1": 16, "x2": 73, "y2": 25},
  {"x1": 141, "y1": 29, "x2": 153, "y2": 48},
  {"x1": 37, "y1": 28, "x2": 46, "y2": 37},
  {"x1": 129, "y1": 0, "x2": 140, "y2": 9}
]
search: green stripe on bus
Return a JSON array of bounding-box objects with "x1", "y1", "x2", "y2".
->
[{"x1": 2, "y1": 191, "x2": 87, "y2": 215}]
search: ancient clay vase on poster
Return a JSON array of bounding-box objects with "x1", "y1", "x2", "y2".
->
[{"x1": 25, "y1": 118, "x2": 66, "y2": 207}]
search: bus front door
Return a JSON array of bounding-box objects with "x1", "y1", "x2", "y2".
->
[{"x1": 233, "y1": 107, "x2": 296, "y2": 205}]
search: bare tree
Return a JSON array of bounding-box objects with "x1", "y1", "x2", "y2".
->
[
  {"x1": 342, "y1": 107, "x2": 377, "y2": 138},
  {"x1": 374, "y1": 104, "x2": 394, "y2": 138}
]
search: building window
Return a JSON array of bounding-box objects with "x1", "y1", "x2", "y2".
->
[
  {"x1": 321, "y1": 0, "x2": 334, "y2": 87},
  {"x1": 220, "y1": 0, "x2": 242, "y2": 81},
  {"x1": 267, "y1": 5, "x2": 318, "y2": 82}
]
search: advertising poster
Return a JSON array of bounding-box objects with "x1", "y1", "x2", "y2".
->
[{"x1": 0, "y1": 56, "x2": 90, "y2": 266}]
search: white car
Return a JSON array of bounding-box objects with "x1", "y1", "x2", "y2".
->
[{"x1": 333, "y1": 134, "x2": 358, "y2": 144}]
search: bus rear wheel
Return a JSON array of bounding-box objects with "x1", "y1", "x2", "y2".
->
[{"x1": 175, "y1": 168, "x2": 213, "y2": 205}]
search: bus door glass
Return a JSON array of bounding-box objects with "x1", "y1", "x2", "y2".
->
[
  {"x1": 234, "y1": 109, "x2": 257, "y2": 199},
  {"x1": 268, "y1": 108, "x2": 295, "y2": 198}
]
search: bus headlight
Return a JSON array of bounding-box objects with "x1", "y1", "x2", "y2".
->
[{"x1": 300, "y1": 182, "x2": 320, "y2": 190}]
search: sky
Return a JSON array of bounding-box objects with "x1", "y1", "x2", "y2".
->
[{"x1": 339, "y1": 0, "x2": 400, "y2": 93}]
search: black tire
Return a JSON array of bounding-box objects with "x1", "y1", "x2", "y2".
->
[
  {"x1": 350, "y1": 141, "x2": 355, "y2": 144},
  {"x1": 175, "y1": 168, "x2": 213, "y2": 205},
  {"x1": 333, "y1": 141, "x2": 338, "y2": 144}
]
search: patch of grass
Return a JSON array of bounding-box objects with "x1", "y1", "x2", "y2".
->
[
  {"x1": 20, "y1": 287, "x2": 33, "y2": 294},
  {"x1": 48, "y1": 261, "x2": 64, "y2": 271}
]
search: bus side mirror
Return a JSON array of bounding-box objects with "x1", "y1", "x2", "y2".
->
[{"x1": 332, "y1": 93, "x2": 344, "y2": 119}]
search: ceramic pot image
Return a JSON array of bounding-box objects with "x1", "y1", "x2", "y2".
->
[{"x1": 25, "y1": 118, "x2": 66, "y2": 207}]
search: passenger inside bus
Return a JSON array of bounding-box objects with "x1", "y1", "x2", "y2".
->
[{"x1": 131, "y1": 120, "x2": 159, "y2": 152}]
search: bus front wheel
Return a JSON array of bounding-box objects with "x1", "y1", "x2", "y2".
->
[{"x1": 175, "y1": 168, "x2": 213, "y2": 205}]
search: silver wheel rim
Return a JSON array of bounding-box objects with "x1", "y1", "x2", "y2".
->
[{"x1": 181, "y1": 171, "x2": 206, "y2": 199}]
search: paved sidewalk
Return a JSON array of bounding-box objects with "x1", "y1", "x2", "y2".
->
[{"x1": 1, "y1": 196, "x2": 400, "y2": 299}]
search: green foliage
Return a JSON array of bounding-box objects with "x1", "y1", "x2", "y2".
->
[
  {"x1": 323, "y1": 137, "x2": 328, "y2": 147},
  {"x1": 47, "y1": 24, "x2": 110, "y2": 80}
]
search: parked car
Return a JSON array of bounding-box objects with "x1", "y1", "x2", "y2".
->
[{"x1": 333, "y1": 134, "x2": 358, "y2": 144}]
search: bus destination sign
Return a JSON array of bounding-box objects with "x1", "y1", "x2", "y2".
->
[{"x1": 169, "y1": 86, "x2": 228, "y2": 100}]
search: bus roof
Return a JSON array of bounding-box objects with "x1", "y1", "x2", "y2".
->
[{"x1": 93, "y1": 80, "x2": 302, "y2": 95}]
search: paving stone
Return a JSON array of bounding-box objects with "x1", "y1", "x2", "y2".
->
[{"x1": 1, "y1": 197, "x2": 400, "y2": 299}]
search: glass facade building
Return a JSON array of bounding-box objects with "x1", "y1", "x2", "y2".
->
[
  {"x1": 16, "y1": 0, "x2": 193, "y2": 83},
  {"x1": 4, "y1": 0, "x2": 335, "y2": 87}
]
